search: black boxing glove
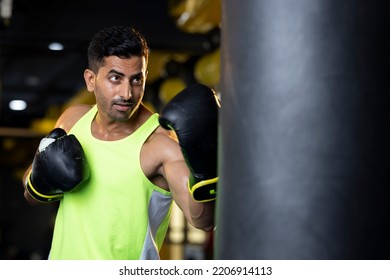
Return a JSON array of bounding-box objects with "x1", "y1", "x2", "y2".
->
[
  {"x1": 25, "y1": 128, "x2": 89, "y2": 203},
  {"x1": 159, "y1": 83, "x2": 220, "y2": 202}
]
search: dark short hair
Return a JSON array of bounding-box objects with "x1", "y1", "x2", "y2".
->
[{"x1": 87, "y1": 26, "x2": 149, "y2": 73}]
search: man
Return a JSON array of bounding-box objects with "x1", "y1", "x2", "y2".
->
[{"x1": 22, "y1": 25, "x2": 220, "y2": 260}]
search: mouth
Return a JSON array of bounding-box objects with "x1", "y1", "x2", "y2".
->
[{"x1": 113, "y1": 102, "x2": 133, "y2": 112}]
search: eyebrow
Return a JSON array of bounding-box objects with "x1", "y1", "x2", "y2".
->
[
  {"x1": 108, "y1": 69, "x2": 143, "y2": 79},
  {"x1": 108, "y1": 69, "x2": 124, "y2": 76}
]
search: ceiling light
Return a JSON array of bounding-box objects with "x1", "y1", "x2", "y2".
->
[
  {"x1": 25, "y1": 76, "x2": 41, "y2": 86},
  {"x1": 9, "y1": 100, "x2": 27, "y2": 111},
  {"x1": 0, "y1": 0, "x2": 13, "y2": 20},
  {"x1": 48, "y1": 42, "x2": 64, "y2": 51}
]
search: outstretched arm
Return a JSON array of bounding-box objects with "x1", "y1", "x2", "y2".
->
[{"x1": 159, "y1": 83, "x2": 220, "y2": 231}]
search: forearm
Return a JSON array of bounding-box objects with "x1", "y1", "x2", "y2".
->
[
  {"x1": 22, "y1": 166, "x2": 40, "y2": 205},
  {"x1": 188, "y1": 196, "x2": 215, "y2": 231},
  {"x1": 24, "y1": 189, "x2": 40, "y2": 205},
  {"x1": 22, "y1": 165, "x2": 44, "y2": 205}
]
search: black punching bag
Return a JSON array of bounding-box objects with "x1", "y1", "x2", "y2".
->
[{"x1": 216, "y1": 0, "x2": 390, "y2": 259}]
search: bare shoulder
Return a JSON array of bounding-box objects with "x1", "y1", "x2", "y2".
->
[
  {"x1": 55, "y1": 104, "x2": 93, "y2": 132},
  {"x1": 141, "y1": 125, "x2": 184, "y2": 181},
  {"x1": 148, "y1": 126, "x2": 180, "y2": 151}
]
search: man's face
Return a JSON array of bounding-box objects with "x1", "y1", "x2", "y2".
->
[{"x1": 85, "y1": 55, "x2": 147, "y2": 122}]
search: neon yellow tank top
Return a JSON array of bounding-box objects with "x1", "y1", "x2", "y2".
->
[{"x1": 49, "y1": 105, "x2": 172, "y2": 260}]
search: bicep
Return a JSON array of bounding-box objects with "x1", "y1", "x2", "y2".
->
[
  {"x1": 156, "y1": 134, "x2": 192, "y2": 215},
  {"x1": 160, "y1": 135, "x2": 190, "y2": 197}
]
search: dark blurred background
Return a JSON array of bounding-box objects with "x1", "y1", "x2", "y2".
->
[{"x1": 0, "y1": 0, "x2": 220, "y2": 259}]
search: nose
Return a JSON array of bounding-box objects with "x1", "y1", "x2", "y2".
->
[{"x1": 121, "y1": 82, "x2": 132, "y2": 100}]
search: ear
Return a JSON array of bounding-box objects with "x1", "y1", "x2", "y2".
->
[{"x1": 84, "y1": 69, "x2": 96, "y2": 92}]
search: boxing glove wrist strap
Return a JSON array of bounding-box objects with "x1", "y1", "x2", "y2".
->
[
  {"x1": 25, "y1": 170, "x2": 63, "y2": 203},
  {"x1": 188, "y1": 177, "x2": 218, "y2": 202}
]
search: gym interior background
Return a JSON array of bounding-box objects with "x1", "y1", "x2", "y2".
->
[{"x1": 0, "y1": 0, "x2": 221, "y2": 260}]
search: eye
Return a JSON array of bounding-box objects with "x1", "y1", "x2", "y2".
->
[
  {"x1": 109, "y1": 75, "x2": 121, "y2": 83},
  {"x1": 132, "y1": 75, "x2": 143, "y2": 86}
]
